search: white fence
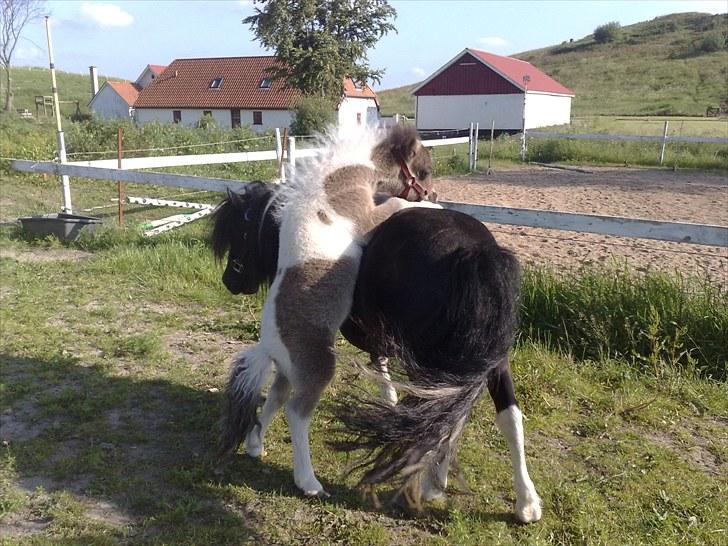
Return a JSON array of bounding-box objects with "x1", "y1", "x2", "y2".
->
[{"x1": 10, "y1": 129, "x2": 728, "y2": 248}]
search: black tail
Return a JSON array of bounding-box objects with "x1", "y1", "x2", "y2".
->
[{"x1": 331, "y1": 243, "x2": 520, "y2": 506}]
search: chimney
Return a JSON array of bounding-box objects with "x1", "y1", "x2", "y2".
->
[{"x1": 89, "y1": 66, "x2": 99, "y2": 98}]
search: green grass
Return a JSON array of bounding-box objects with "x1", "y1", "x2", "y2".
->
[{"x1": 1, "y1": 206, "x2": 726, "y2": 543}]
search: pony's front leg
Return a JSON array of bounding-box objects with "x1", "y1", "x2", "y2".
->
[
  {"x1": 246, "y1": 372, "x2": 291, "y2": 458},
  {"x1": 372, "y1": 355, "x2": 397, "y2": 405},
  {"x1": 489, "y1": 363, "x2": 542, "y2": 523}
]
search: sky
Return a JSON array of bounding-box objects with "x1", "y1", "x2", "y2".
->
[{"x1": 14, "y1": 0, "x2": 727, "y2": 91}]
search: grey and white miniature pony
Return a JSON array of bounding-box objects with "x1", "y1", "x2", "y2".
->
[{"x1": 218, "y1": 126, "x2": 441, "y2": 497}]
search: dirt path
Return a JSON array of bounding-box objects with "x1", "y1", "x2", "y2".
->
[{"x1": 436, "y1": 166, "x2": 727, "y2": 282}]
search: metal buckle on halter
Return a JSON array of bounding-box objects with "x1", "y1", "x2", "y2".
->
[{"x1": 231, "y1": 258, "x2": 244, "y2": 273}]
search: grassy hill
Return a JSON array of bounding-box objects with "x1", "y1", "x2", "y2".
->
[
  {"x1": 2, "y1": 66, "x2": 114, "y2": 118},
  {"x1": 378, "y1": 12, "x2": 727, "y2": 117}
]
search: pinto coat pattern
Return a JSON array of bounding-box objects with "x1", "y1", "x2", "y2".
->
[{"x1": 219, "y1": 126, "x2": 440, "y2": 496}]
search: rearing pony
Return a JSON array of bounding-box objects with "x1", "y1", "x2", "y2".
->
[{"x1": 218, "y1": 126, "x2": 440, "y2": 497}]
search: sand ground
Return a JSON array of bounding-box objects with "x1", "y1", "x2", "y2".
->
[{"x1": 435, "y1": 166, "x2": 727, "y2": 284}]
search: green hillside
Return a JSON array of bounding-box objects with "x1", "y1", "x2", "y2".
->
[
  {"x1": 378, "y1": 12, "x2": 727, "y2": 118},
  {"x1": 2, "y1": 66, "x2": 114, "y2": 118}
]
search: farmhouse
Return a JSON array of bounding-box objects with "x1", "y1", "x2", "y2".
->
[
  {"x1": 132, "y1": 56, "x2": 380, "y2": 131},
  {"x1": 413, "y1": 48, "x2": 574, "y2": 132},
  {"x1": 89, "y1": 64, "x2": 166, "y2": 120}
]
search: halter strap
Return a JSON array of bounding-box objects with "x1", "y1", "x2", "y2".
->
[{"x1": 395, "y1": 155, "x2": 428, "y2": 201}]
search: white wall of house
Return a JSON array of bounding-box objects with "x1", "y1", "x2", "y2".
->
[
  {"x1": 89, "y1": 85, "x2": 133, "y2": 120},
  {"x1": 337, "y1": 97, "x2": 379, "y2": 130},
  {"x1": 416, "y1": 93, "x2": 571, "y2": 131},
  {"x1": 134, "y1": 108, "x2": 294, "y2": 131},
  {"x1": 135, "y1": 68, "x2": 158, "y2": 89},
  {"x1": 523, "y1": 92, "x2": 572, "y2": 129}
]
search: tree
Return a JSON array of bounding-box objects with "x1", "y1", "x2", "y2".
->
[
  {"x1": 289, "y1": 95, "x2": 336, "y2": 135},
  {"x1": 1, "y1": 0, "x2": 45, "y2": 112},
  {"x1": 243, "y1": 0, "x2": 396, "y2": 103},
  {"x1": 593, "y1": 21, "x2": 621, "y2": 44}
]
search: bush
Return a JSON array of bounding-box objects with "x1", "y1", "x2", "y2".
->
[
  {"x1": 594, "y1": 22, "x2": 621, "y2": 44},
  {"x1": 289, "y1": 95, "x2": 336, "y2": 136},
  {"x1": 695, "y1": 32, "x2": 725, "y2": 53}
]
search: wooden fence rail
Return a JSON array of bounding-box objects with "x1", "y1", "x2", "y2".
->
[{"x1": 12, "y1": 158, "x2": 727, "y2": 248}]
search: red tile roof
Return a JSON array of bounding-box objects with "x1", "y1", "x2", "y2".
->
[
  {"x1": 343, "y1": 79, "x2": 378, "y2": 104},
  {"x1": 134, "y1": 56, "x2": 377, "y2": 110},
  {"x1": 148, "y1": 64, "x2": 166, "y2": 75},
  {"x1": 107, "y1": 81, "x2": 142, "y2": 106},
  {"x1": 467, "y1": 49, "x2": 574, "y2": 96}
]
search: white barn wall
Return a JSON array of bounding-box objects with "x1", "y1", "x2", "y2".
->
[
  {"x1": 524, "y1": 93, "x2": 572, "y2": 129},
  {"x1": 416, "y1": 94, "x2": 524, "y2": 131},
  {"x1": 89, "y1": 86, "x2": 133, "y2": 120},
  {"x1": 135, "y1": 68, "x2": 158, "y2": 89},
  {"x1": 416, "y1": 93, "x2": 571, "y2": 131},
  {"x1": 135, "y1": 108, "x2": 293, "y2": 131}
]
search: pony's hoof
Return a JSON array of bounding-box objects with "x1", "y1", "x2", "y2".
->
[
  {"x1": 245, "y1": 446, "x2": 266, "y2": 458},
  {"x1": 515, "y1": 495, "x2": 542, "y2": 523},
  {"x1": 303, "y1": 488, "x2": 330, "y2": 498},
  {"x1": 245, "y1": 426, "x2": 265, "y2": 458}
]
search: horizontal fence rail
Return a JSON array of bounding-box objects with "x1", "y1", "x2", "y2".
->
[
  {"x1": 528, "y1": 131, "x2": 728, "y2": 145},
  {"x1": 67, "y1": 150, "x2": 279, "y2": 169},
  {"x1": 12, "y1": 159, "x2": 727, "y2": 248},
  {"x1": 441, "y1": 201, "x2": 728, "y2": 247}
]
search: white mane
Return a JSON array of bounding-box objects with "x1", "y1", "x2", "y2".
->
[{"x1": 277, "y1": 125, "x2": 386, "y2": 217}]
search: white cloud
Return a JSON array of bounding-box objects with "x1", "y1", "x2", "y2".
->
[
  {"x1": 15, "y1": 45, "x2": 44, "y2": 61},
  {"x1": 411, "y1": 67, "x2": 426, "y2": 78},
  {"x1": 80, "y1": 3, "x2": 134, "y2": 28},
  {"x1": 476, "y1": 36, "x2": 509, "y2": 48}
]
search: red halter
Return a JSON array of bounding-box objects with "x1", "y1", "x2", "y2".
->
[{"x1": 396, "y1": 156, "x2": 429, "y2": 201}]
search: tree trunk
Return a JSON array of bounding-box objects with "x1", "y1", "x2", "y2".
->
[{"x1": 3, "y1": 65, "x2": 13, "y2": 113}]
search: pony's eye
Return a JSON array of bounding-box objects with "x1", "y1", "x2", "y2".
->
[{"x1": 418, "y1": 170, "x2": 431, "y2": 180}]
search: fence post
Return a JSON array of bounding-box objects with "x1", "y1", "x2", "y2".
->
[
  {"x1": 468, "y1": 123, "x2": 474, "y2": 171},
  {"x1": 487, "y1": 119, "x2": 495, "y2": 175},
  {"x1": 659, "y1": 120, "x2": 669, "y2": 165},
  {"x1": 474, "y1": 122, "x2": 479, "y2": 168},
  {"x1": 117, "y1": 128, "x2": 125, "y2": 226},
  {"x1": 287, "y1": 136, "x2": 296, "y2": 178}
]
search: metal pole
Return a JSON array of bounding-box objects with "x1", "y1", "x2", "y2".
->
[
  {"x1": 520, "y1": 76, "x2": 530, "y2": 162},
  {"x1": 474, "y1": 122, "x2": 479, "y2": 168},
  {"x1": 659, "y1": 120, "x2": 669, "y2": 165},
  {"x1": 468, "y1": 122, "x2": 474, "y2": 171},
  {"x1": 45, "y1": 16, "x2": 72, "y2": 213},
  {"x1": 117, "y1": 128, "x2": 125, "y2": 226}
]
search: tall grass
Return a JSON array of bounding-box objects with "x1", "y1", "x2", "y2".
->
[{"x1": 520, "y1": 266, "x2": 727, "y2": 380}]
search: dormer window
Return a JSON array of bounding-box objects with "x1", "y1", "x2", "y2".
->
[
  {"x1": 353, "y1": 80, "x2": 365, "y2": 90},
  {"x1": 209, "y1": 77, "x2": 223, "y2": 89},
  {"x1": 258, "y1": 77, "x2": 272, "y2": 89}
]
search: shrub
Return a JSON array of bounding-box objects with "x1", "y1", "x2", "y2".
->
[
  {"x1": 695, "y1": 32, "x2": 725, "y2": 53},
  {"x1": 594, "y1": 22, "x2": 621, "y2": 44},
  {"x1": 289, "y1": 95, "x2": 336, "y2": 136}
]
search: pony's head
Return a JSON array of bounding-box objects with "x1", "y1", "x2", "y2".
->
[
  {"x1": 211, "y1": 182, "x2": 280, "y2": 295},
  {"x1": 371, "y1": 125, "x2": 435, "y2": 202}
]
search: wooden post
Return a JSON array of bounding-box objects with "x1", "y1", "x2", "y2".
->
[
  {"x1": 474, "y1": 122, "x2": 480, "y2": 168},
  {"x1": 468, "y1": 123, "x2": 475, "y2": 171},
  {"x1": 659, "y1": 120, "x2": 669, "y2": 165},
  {"x1": 287, "y1": 135, "x2": 296, "y2": 176},
  {"x1": 117, "y1": 127, "x2": 125, "y2": 226}
]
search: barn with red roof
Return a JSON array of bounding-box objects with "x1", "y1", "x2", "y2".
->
[
  {"x1": 412, "y1": 48, "x2": 574, "y2": 132},
  {"x1": 89, "y1": 63, "x2": 167, "y2": 120}
]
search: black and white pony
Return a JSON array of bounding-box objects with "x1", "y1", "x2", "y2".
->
[{"x1": 212, "y1": 157, "x2": 541, "y2": 525}]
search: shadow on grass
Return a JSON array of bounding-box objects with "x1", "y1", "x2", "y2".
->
[{"x1": 2, "y1": 353, "x2": 520, "y2": 541}]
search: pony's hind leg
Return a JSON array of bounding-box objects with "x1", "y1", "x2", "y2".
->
[
  {"x1": 284, "y1": 345, "x2": 336, "y2": 497},
  {"x1": 245, "y1": 371, "x2": 291, "y2": 458},
  {"x1": 489, "y1": 361, "x2": 542, "y2": 523},
  {"x1": 372, "y1": 355, "x2": 397, "y2": 406},
  {"x1": 219, "y1": 344, "x2": 273, "y2": 457}
]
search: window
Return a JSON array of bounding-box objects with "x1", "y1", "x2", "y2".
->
[
  {"x1": 356, "y1": 112, "x2": 362, "y2": 126},
  {"x1": 231, "y1": 109, "x2": 241, "y2": 128},
  {"x1": 258, "y1": 78, "x2": 272, "y2": 89},
  {"x1": 209, "y1": 77, "x2": 223, "y2": 89},
  {"x1": 173, "y1": 110, "x2": 181, "y2": 123},
  {"x1": 353, "y1": 80, "x2": 365, "y2": 90},
  {"x1": 253, "y1": 111, "x2": 263, "y2": 125},
  {"x1": 203, "y1": 110, "x2": 212, "y2": 117}
]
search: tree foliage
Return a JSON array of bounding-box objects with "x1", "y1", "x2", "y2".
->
[
  {"x1": 243, "y1": 0, "x2": 396, "y2": 102},
  {"x1": 289, "y1": 95, "x2": 336, "y2": 135},
  {"x1": 1, "y1": 0, "x2": 45, "y2": 111},
  {"x1": 593, "y1": 21, "x2": 621, "y2": 44}
]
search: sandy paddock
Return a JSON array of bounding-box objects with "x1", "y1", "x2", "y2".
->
[{"x1": 434, "y1": 166, "x2": 727, "y2": 284}]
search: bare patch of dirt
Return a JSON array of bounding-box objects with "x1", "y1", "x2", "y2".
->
[
  {"x1": 0, "y1": 247, "x2": 94, "y2": 263},
  {"x1": 436, "y1": 166, "x2": 727, "y2": 281},
  {"x1": 642, "y1": 428, "x2": 723, "y2": 475}
]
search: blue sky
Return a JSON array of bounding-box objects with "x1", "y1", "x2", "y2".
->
[{"x1": 15, "y1": 0, "x2": 727, "y2": 91}]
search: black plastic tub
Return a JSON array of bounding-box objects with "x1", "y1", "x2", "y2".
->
[{"x1": 19, "y1": 213, "x2": 102, "y2": 241}]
